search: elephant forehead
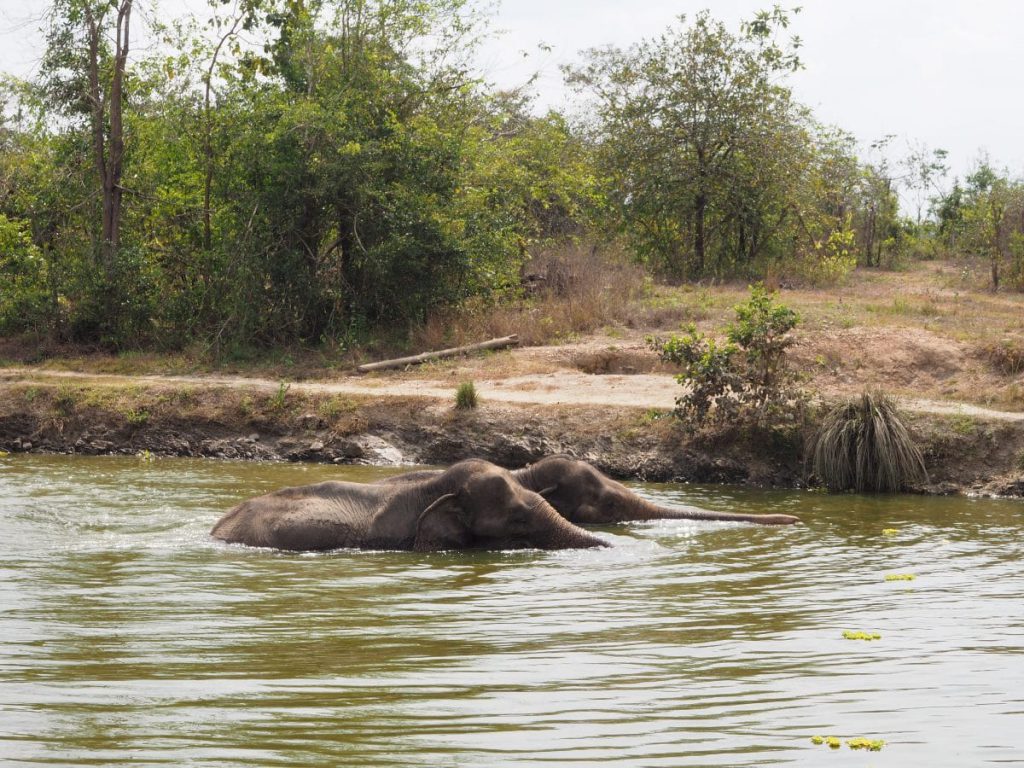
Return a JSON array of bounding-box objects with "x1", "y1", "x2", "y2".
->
[{"x1": 468, "y1": 471, "x2": 515, "y2": 496}]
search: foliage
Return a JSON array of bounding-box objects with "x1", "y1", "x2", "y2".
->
[
  {"x1": 809, "y1": 392, "x2": 928, "y2": 493},
  {"x1": 650, "y1": 285, "x2": 803, "y2": 428},
  {"x1": 4, "y1": 1, "x2": 1021, "y2": 358},
  {"x1": 934, "y1": 160, "x2": 1024, "y2": 291},
  {"x1": 270, "y1": 381, "x2": 290, "y2": 411},
  {"x1": 567, "y1": 8, "x2": 807, "y2": 279},
  {"x1": 455, "y1": 380, "x2": 478, "y2": 409},
  {"x1": 0, "y1": 215, "x2": 50, "y2": 334},
  {"x1": 654, "y1": 326, "x2": 741, "y2": 425},
  {"x1": 0, "y1": 0, "x2": 597, "y2": 351}
]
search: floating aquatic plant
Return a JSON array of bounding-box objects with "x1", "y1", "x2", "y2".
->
[
  {"x1": 882, "y1": 528, "x2": 899, "y2": 536},
  {"x1": 842, "y1": 630, "x2": 881, "y2": 641},
  {"x1": 810, "y1": 735, "x2": 843, "y2": 748},
  {"x1": 884, "y1": 573, "x2": 915, "y2": 581},
  {"x1": 847, "y1": 737, "x2": 885, "y2": 751},
  {"x1": 812, "y1": 735, "x2": 885, "y2": 752}
]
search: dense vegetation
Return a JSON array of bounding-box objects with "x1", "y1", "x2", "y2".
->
[{"x1": 1, "y1": 1, "x2": 1021, "y2": 353}]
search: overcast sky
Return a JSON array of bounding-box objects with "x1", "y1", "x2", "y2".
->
[{"x1": 3, "y1": 0, "x2": 1022, "y2": 188}]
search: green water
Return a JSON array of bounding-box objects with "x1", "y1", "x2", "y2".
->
[{"x1": 1, "y1": 455, "x2": 1022, "y2": 766}]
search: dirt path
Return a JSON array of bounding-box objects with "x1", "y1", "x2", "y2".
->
[{"x1": 4, "y1": 367, "x2": 1023, "y2": 423}]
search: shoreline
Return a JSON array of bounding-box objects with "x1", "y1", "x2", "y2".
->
[{"x1": 3, "y1": 375, "x2": 1023, "y2": 498}]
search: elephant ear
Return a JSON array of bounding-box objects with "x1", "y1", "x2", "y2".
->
[{"x1": 413, "y1": 492, "x2": 471, "y2": 551}]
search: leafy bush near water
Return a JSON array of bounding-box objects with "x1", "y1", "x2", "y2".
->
[{"x1": 649, "y1": 285, "x2": 805, "y2": 428}]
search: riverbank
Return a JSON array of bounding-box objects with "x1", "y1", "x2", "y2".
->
[
  {"x1": 2, "y1": 372, "x2": 1023, "y2": 497},
  {"x1": 3, "y1": 259, "x2": 1024, "y2": 495}
]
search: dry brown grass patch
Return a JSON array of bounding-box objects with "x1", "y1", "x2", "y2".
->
[
  {"x1": 983, "y1": 339, "x2": 1024, "y2": 376},
  {"x1": 413, "y1": 244, "x2": 648, "y2": 350}
]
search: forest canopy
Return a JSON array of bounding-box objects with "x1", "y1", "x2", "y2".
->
[{"x1": 1, "y1": 1, "x2": 1021, "y2": 351}]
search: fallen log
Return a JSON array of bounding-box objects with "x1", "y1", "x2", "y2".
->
[{"x1": 356, "y1": 335, "x2": 520, "y2": 373}]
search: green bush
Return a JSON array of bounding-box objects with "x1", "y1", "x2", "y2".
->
[
  {"x1": 0, "y1": 215, "x2": 50, "y2": 334},
  {"x1": 455, "y1": 381, "x2": 479, "y2": 410},
  {"x1": 650, "y1": 284, "x2": 803, "y2": 428}
]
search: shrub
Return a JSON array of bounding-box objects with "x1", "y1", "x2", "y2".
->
[
  {"x1": 124, "y1": 408, "x2": 149, "y2": 426},
  {"x1": 984, "y1": 340, "x2": 1024, "y2": 376},
  {"x1": 455, "y1": 381, "x2": 478, "y2": 409},
  {"x1": 809, "y1": 392, "x2": 927, "y2": 493},
  {"x1": 270, "y1": 381, "x2": 291, "y2": 411},
  {"x1": 650, "y1": 284, "x2": 804, "y2": 428},
  {"x1": 0, "y1": 215, "x2": 50, "y2": 335}
]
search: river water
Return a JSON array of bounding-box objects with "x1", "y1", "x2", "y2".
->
[{"x1": 1, "y1": 455, "x2": 1022, "y2": 766}]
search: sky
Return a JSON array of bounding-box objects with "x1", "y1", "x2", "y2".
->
[{"x1": 2, "y1": 0, "x2": 1023, "y2": 192}]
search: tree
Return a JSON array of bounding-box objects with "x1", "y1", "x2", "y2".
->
[
  {"x1": 566, "y1": 7, "x2": 803, "y2": 278},
  {"x1": 37, "y1": 0, "x2": 138, "y2": 342},
  {"x1": 43, "y1": 0, "x2": 133, "y2": 273}
]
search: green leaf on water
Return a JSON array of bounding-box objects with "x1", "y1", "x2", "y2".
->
[
  {"x1": 882, "y1": 528, "x2": 899, "y2": 535},
  {"x1": 884, "y1": 573, "x2": 915, "y2": 581}
]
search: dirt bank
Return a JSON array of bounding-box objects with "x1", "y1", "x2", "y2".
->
[{"x1": 2, "y1": 375, "x2": 1023, "y2": 497}]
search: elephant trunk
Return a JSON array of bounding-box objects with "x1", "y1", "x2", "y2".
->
[
  {"x1": 626, "y1": 494, "x2": 800, "y2": 526},
  {"x1": 536, "y1": 500, "x2": 609, "y2": 549},
  {"x1": 550, "y1": 524, "x2": 609, "y2": 549}
]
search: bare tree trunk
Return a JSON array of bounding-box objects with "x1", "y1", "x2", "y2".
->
[
  {"x1": 694, "y1": 192, "x2": 707, "y2": 276},
  {"x1": 106, "y1": 0, "x2": 131, "y2": 256},
  {"x1": 203, "y1": 13, "x2": 243, "y2": 250},
  {"x1": 84, "y1": 0, "x2": 132, "y2": 277}
]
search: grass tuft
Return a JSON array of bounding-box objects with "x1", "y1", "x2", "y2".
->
[
  {"x1": 454, "y1": 381, "x2": 478, "y2": 410},
  {"x1": 810, "y1": 391, "x2": 928, "y2": 493}
]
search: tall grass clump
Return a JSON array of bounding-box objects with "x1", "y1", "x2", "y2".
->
[
  {"x1": 810, "y1": 392, "x2": 927, "y2": 492},
  {"x1": 455, "y1": 381, "x2": 478, "y2": 410}
]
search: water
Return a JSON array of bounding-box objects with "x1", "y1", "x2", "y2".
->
[{"x1": 1, "y1": 455, "x2": 1022, "y2": 766}]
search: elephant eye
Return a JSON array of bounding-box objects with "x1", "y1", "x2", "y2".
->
[{"x1": 508, "y1": 506, "x2": 530, "y2": 522}]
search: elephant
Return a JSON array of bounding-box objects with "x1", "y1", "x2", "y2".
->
[
  {"x1": 211, "y1": 459, "x2": 609, "y2": 552},
  {"x1": 378, "y1": 455, "x2": 800, "y2": 526}
]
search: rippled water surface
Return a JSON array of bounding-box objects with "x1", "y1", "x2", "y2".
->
[{"x1": 2, "y1": 455, "x2": 1023, "y2": 766}]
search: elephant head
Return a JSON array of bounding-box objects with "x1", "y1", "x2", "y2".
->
[
  {"x1": 516, "y1": 456, "x2": 800, "y2": 526},
  {"x1": 411, "y1": 460, "x2": 609, "y2": 551}
]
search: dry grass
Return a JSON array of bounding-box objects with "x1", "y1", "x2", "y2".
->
[
  {"x1": 413, "y1": 244, "x2": 649, "y2": 350},
  {"x1": 5, "y1": 256, "x2": 1024, "y2": 412},
  {"x1": 983, "y1": 340, "x2": 1024, "y2": 376},
  {"x1": 809, "y1": 392, "x2": 928, "y2": 493}
]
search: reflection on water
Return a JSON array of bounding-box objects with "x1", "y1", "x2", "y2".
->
[{"x1": 1, "y1": 455, "x2": 1023, "y2": 766}]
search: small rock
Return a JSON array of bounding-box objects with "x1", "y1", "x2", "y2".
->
[
  {"x1": 247, "y1": 433, "x2": 259, "y2": 442},
  {"x1": 336, "y1": 440, "x2": 366, "y2": 459},
  {"x1": 309, "y1": 440, "x2": 325, "y2": 453}
]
